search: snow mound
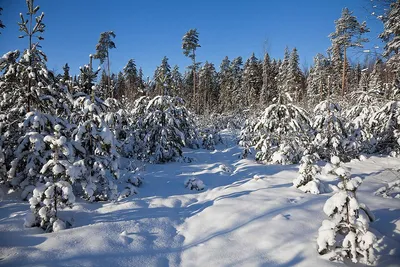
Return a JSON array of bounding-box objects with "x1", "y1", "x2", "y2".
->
[{"x1": 184, "y1": 177, "x2": 205, "y2": 191}]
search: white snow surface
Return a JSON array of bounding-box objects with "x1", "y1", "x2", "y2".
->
[{"x1": 0, "y1": 131, "x2": 399, "y2": 267}]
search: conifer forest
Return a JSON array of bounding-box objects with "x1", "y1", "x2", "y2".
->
[{"x1": 0, "y1": 1, "x2": 399, "y2": 266}]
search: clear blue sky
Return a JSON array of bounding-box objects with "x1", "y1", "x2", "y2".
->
[{"x1": 0, "y1": 0, "x2": 384, "y2": 78}]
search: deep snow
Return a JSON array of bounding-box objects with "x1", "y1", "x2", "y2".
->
[{"x1": 0, "y1": 131, "x2": 399, "y2": 267}]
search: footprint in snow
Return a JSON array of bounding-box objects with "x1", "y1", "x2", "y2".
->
[
  {"x1": 272, "y1": 214, "x2": 291, "y2": 220},
  {"x1": 287, "y1": 196, "x2": 303, "y2": 204},
  {"x1": 119, "y1": 231, "x2": 133, "y2": 245},
  {"x1": 218, "y1": 164, "x2": 234, "y2": 174}
]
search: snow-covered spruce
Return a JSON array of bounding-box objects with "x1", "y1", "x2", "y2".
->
[
  {"x1": 239, "y1": 119, "x2": 257, "y2": 159},
  {"x1": 118, "y1": 175, "x2": 143, "y2": 200},
  {"x1": 184, "y1": 177, "x2": 205, "y2": 191},
  {"x1": 323, "y1": 155, "x2": 346, "y2": 176},
  {"x1": 369, "y1": 101, "x2": 400, "y2": 155},
  {"x1": 253, "y1": 93, "x2": 312, "y2": 164},
  {"x1": 24, "y1": 124, "x2": 80, "y2": 232},
  {"x1": 70, "y1": 92, "x2": 119, "y2": 201},
  {"x1": 317, "y1": 157, "x2": 377, "y2": 264},
  {"x1": 102, "y1": 98, "x2": 133, "y2": 157},
  {"x1": 312, "y1": 101, "x2": 351, "y2": 161},
  {"x1": 0, "y1": 46, "x2": 73, "y2": 191},
  {"x1": 199, "y1": 126, "x2": 222, "y2": 150},
  {"x1": 293, "y1": 152, "x2": 325, "y2": 194},
  {"x1": 25, "y1": 180, "x2": 75, "y2": 232},
  {"x1": 132, "y1": 95, "x2": 198, "y2": 163},
  {"x1": 7, "y1": 112, "x2": 71, "y2": 199},
  {"x1": 344, "y1": 90, "x2": 381, "y2": 155}
]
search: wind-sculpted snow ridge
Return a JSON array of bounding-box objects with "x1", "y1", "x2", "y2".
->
[{"x1": 0, "y1": 131, "x2": 399, "y2": 267}]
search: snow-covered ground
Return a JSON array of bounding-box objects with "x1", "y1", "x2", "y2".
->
[{"x1": 1, "y1": 131, "x2": 399, "y2": 267}]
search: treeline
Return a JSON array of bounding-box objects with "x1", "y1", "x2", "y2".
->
[{"x1": 55, "y1": 6, "x2": 399, "y2": 115}]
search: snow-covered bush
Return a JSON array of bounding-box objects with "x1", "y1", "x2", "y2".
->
[
  {"x1": 369, "y1": 101, "x2": 400, "y2": 154},
  {"x1": 293, "y1": 152, "x2": 325, "y2": 194},
  {"x1": 375, "y1": 178, "x2": 400, "y2": 199},
  {"x1": 312, "y1": 101, "x2": 351, "y2": 160},
  {"x1": 71, "y1": 93, "x2": 119, "y2": 201},
  {"x1": 118, "y1": 175, "x2": 143, "y2": 200},
  {"x1": 103, "y1": 98, "x2": 133, "y2": 156},
  {"x1": 184, "y1": 177, "x2": 205, "y2": 191},
  {"x1": 25, "y1": 181, "x2": 75, "y2": 232},
  {"x1": 219, "y1": 164, "x2": 233, "y2": 173},
  {"x1": 345, "y1": 90, "x2": 381, "y2": 154},
  {"x1": 239, "y1": 119, "x2": 257, "y2": 158},
  {"x1": 7, "y1": 112, "x2": 70, "y2": 198},
  {"x1": 317, "y1": 157, "x2": 377, "y2": 264},
  {"x1": 132, "y1": 95, "x2": 198, "y2": 163},
  {"x1": 253, "y1": 94, "x2": 312, "y2": 164},
  {"x1": 198, "y1": 112, "x2": 248, "y2": 132},
  {"x1": 323, "y1": 155, "x2": 344, "y2": 176},
  {"x1": 199, "y1": 126, "x2": 222, "y2": 150}
]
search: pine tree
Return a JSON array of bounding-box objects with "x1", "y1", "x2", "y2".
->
[
  {"x1": 94, "y1": 31, "x2": 116, "y2": 98},
  {"x1": 329, "y1": 8, "x2": 370, "y2": 96},
  {"x1": 17, "y1": 0, "x2": 47, "y2": 112},
  {"x1": 182, "y1": 29, "x2": 201, "y2": 112}
]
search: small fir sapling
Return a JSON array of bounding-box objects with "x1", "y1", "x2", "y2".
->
[
  {"x1": 293, "y1": 151, "x2": 325, "y2": 194},
  {"x1": 71, "y1": 93, "x2": 119, "y2": 201},
  {"x1": 252, "y1": 92, "x2": 312, "y2": 164},
  {"x1": 317, "y1": 156, "x2": 377, "y2": 264},
  {"x1": 25, "y1": 124, "x2": 77, "y2": 232},
  {"x1": 312, "y1": 101, "x2": 350, "y2": 161},
  {"x1": 185, "y1": 177, "x2": 205, "y2": 191}
]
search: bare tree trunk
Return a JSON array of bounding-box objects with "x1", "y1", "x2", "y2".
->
[
  {"x1": 319, "y1": 78, "x2": 323, "y2": 102},
  {"x1": 193, "y1": 50, "x2": 197, "y2": 113},
  {"x1": 107, "y1": 49, "x2": 112, "y2": 98},
  {"x1": 342, "y1": 46, "x2": 347, "y2": 97},
  {"x1": 90, "y1": 55, "x2": 95, "y2": 102},
  {"x1": 27, "y1": 12, "x2": 33, "y2": 112}
]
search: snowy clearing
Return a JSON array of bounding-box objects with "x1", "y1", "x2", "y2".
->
[{"x1": 1, "y1": 131, "x2": 399, "y2": 267}]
